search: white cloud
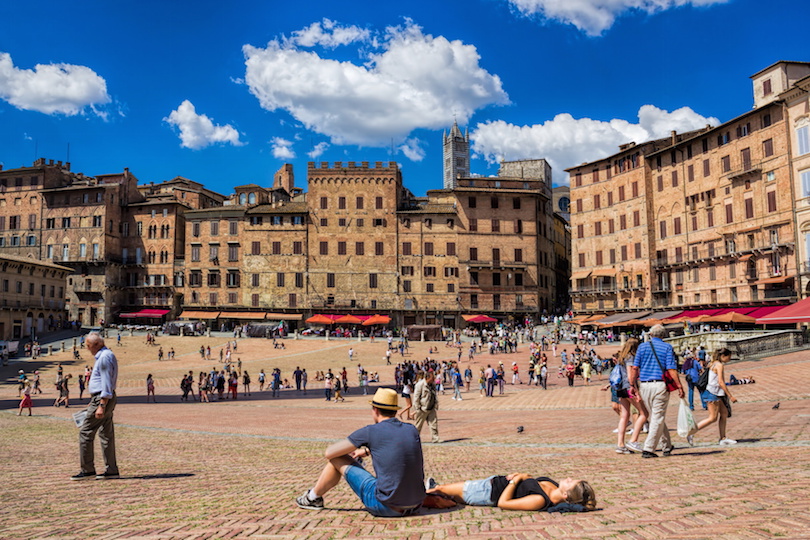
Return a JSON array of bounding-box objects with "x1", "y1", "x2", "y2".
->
[
  {"x1": 471, "y1": 105, "x2": 718, "y2": 183},
  {"x1": 290, "y1": 18, "x2": 370, "y2": 48},
  {"x1": 307, "y1": 141, "x2": 329, "y2": 159},
  {"x1": 243, "y1": 19, "x2": 508, "y2": 153},
  {"x1": 398, "y1": 138, "x2": 426, "y2": 161},
  {"x1": 164, "y1": 100, "x2": 244, "y2": 150},
  {"x1": 0, "y1": 52, "x2": 110, "y2": 115},
  {"x1": 271, "y1": 137, "x2": 296, "y2": 159},
  {"x1": 507, "y1": 0, "x2": 729, "y2": 36}
]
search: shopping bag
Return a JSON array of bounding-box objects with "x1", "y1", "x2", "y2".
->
[{"x1": 677, "y1": 398, "x2": 697, "y2": 437}]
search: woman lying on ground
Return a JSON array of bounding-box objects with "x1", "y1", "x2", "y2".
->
[{"x1": 426, "y1": 473, "x2": 596, "y2": 511}]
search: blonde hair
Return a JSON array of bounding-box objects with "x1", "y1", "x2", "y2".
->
[
  {"x1": 567, "y1": 480, "x2": 597, "y2": 511},
  {"x1": 616, "y1": 338, "x2": 640, "y2": 366}
]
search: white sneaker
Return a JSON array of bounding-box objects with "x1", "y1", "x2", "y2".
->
[
  {"x1": 719, "y1": 438, "x2": 737, "y2": 445},
  {"x1": 612, "y1": 428, "x2": 619, "y2": 433}
]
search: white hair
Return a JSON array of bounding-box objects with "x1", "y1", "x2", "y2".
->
[
  {"x1": 649, "y1": 324, "x2": 667, "y2": 338},
  {"x1": 86, "y1": 331, "x2": 104, "y2": 346}
]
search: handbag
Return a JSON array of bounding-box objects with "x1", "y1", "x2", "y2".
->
[{"x1": 650, "y1": 342, "x2": 680, "y2": 393}]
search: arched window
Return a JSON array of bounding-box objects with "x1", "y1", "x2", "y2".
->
[
  {"x1": 248, "y1": 192, "x2": 256, "y2": 205},
  {"x1": 239, "y1": 193, "x2": 247, "y2": 205}
]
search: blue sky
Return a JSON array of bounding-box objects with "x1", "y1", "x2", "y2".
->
[{"x1": 1, "y1": 0, "x2": 807, "y2": 196}]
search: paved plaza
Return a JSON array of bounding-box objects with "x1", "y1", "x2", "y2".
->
[{"x1": 1, "y1": 333, "x2": 809, "y2": 539}]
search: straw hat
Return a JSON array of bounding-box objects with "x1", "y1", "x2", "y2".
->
[{"x1": 369, "y1": 388, "x2": 400, "y2": 410}]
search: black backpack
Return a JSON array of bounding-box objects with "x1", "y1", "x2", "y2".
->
[{"x1": 696, "y1": 366, "x2": 710, "y2": 393}]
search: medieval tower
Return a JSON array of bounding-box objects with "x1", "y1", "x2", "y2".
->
[{"x1": 442, "y1": 121, "x2": 470, "y2": 189}]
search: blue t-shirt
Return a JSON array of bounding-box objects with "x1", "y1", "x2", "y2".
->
[
  {"x1": 347, "y1": 418, "x2": 425, "y2": 507},
  {"x1": 633, "y1": 338, "x2": 676, "y2": 381}
]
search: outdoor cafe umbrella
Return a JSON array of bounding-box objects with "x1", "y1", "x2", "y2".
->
[
  {"x1": 306, "y1": 314, "x2": 335, "y2": 325},
  {"x1": 466, "y1": 314, "x2": 497, "y2": 323},
  {"x1": 361, "y1": 314, "x2": 391, "y2": 326},
  {"x1": 335, "y1": 314, "x2": 363, "y2": 324},
  {"x1": 706, "y1": 312, "x2": 756, "y2": 324}
]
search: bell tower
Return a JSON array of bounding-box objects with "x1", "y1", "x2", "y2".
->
[{"x1": 442, "y1": 121, "x2": 470, "y2": 189}]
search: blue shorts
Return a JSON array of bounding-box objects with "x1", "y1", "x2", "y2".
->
[
  {"x1": 610, "y1": 386, "x2": 619, "y2": 403},
  {"x1": 701, "y1": 389, "x2": 721, "y2": 403},
  {"x1": 462, "y1": 476, "x2": 496, "y2": 506},
  {"x1": 343, "y1": 462, "x2": 414, "y2": 517}
]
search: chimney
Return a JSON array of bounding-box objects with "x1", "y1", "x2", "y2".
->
[{"x1": 671, "y1": 131, "x2": 677, "y2": 145}]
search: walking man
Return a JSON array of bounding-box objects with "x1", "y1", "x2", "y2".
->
[
  {"x1": 628, "y1": 324, "x2": 684, "y2": 458},
  {"x1": 296, "y1": 388, "x2": 425, "y2": 516},
  {"x1": 72, "y1": 332, "x2": 120, "y2": 480},
  {"x1": 294, "y1": 366, "x2": 303, "y2": 392},
  {"x1": 412, "y1": 372, "x2": 440, "y2": 443}
]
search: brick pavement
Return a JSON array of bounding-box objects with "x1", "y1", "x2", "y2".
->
[{"x1": 1, "y1": 335, "x2": 809, "y2": 539}]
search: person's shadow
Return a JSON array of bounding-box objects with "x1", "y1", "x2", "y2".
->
[{"x1": 114, "y1": 473, "x2": 195, "y2": 480}]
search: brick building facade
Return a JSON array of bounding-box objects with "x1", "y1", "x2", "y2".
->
[{"x1": 569, "y1": 61, "x2": 807, "y2": 314}]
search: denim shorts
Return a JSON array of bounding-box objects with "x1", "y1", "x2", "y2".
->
[
  {"x1": 701, "y1": 389, "x2": 721, "y2": 403},
  {"x1": 343, "y1": 462, "x2": 412, "y2": 517},
  {"x1": 462, "y1": 476, "x2": 496, "y2": 506}
]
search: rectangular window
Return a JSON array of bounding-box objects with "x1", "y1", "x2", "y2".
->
[
  {"x1": 320, "y1": 218, "x2": 328, "y2": 227},
  {"x1": 594, "y1": 194, "x2": 601, "y2": 209},
  {"x1": 577, "y1": 224, "x2": 584, "y2": 238},
  {"x1": 763, "y1": 138, "x2": 774, "y2": 157},
  {"x1": 446, "y1": 242, "x2": 456, "y2": 256},
  {"x1": 319, "y1": 241, "x2": 328, "y2": 255},
  {"x1": 631, "y1": 182, "x2": 639, "y2": 198},
  {"x1": 469, "y1": 218, "x2": 477, "y2": 232},
  {"x1": 209, "y1": 245, "x2": 219, "y2": 262},
  {"x1": 491, "y1": 219, "x2": 500, "y2": 233},
  {"x1": 671, "y1": 171, "x2": 678, "y2": 188},
  {"x1": 229, "y1": 221, "x2": 238, "y2": 235},
  {"x1": 578, "y1": 253, "x2": 586, "y2": 268},
  {"x1": 707, "y1": 208, "x2": 714, "y2": 227},
  {"x1": 721, "y1": 155, "x2": 731, "y2": 172},
  {"x1": 490, "y1": 197, "x2": 499, "y2": 209},
  {"x1": 375, "y1": 242, "x2": 384, "y2": 256},
  {"x1": 320, "y1": 196, "x2": 328, "y2": 209},
  {"x1": 657, "y1": 176, "x2": 664, "y2": 191},
  {"x1": 207, "y1": 272, "x2": 221, "y2": 287},
  {"x1": 468, "y1": 196, "x2": 477, "y2": 208},
  {"x1": 338, "y1": 196, "x2": 346, "y2": 209},
  {"x1": 326, "y1": 273, "x2": 335, "y2": 288},
  {"x1": 618, "y1": 185, "x2": 625, "y2": 201},
  {"x1": 659, "y1": 221, "x2": 667, "y2": 239},
  {"x1": 369, "y1": 273, "x2": 378, "y2": 289},
  {"x1": 252, "y1": 273, "x2": 260, "y2": 287},
  {"x1": 338, "y1": 241, "x2": 347, "y2": 255},
  {"x1": 355, "y1": 242, "x2": 364, "y2": 256},
  {"x1": 276, "y1": 273, "x2": 285, "y2": 287},
  {"x1": 674, "y1": 217, "x2": 682, "y2": 235},
  {"x1": 492, "y1": 248, "x2": 500, "y2": 263},
  {"x1": 619, "y1": 215, "x2": 627, "y2": 230},
  {"x1": 469, "y1": 247, "x2": 478, "y2": 261},
  {"x1": 703, "y1": 159, "x2": 710, "y2": 177},
  {"x1": 725, "y1": 203, "x2": 734, "y2": 224},
  {"x1": 401, "y1": 266, "x2": 414, "y2": 276},
  {"x1": 402, "y1": 242, "x2": 412, "y2": 256},
  {"x1": 293, "y1": 241, "x2": 303, "y2": 255},
  {"x1": 798, "y1": 126, "x2": 810, "y2": 155},
  {"x1": 356, "y1": 196, "x2": 364, "y2": 210},
  {"x1": 424, "y1": 266, "x2": 436, "y2": 277},
  {"x1": 633, "y1": 211, "x2": 640, "y2": 227},
  {"x1": 635, "y1": 243, "x2": 642, "y2": 259},
  {"x1": 512, "y1": 198, "x2": 521, "y2": 210},
  {"x1": 252, "y1": 241, "x2": 261, "y2": 255},
  {"x1": 609, "y1": 249, "x2": 616, "y2": 264},
  {"x1": 228, "y1": 245, "x2": 238, "y2": 262},
  {"x1": 402, "y1": 280, "x2": 412, "y2": 293},
  {"x1": 607, "y1": 192, "x2": 613, "y2": 206},
  {"x1": 608, "y1": 219, "x2": 615, "y2": 234},
  {"x1": 295, "y1": 273, "x2": 304, "y2": 288},
  {"x1": 514, "y1": 219, "x2": 523, "y2": 234},
  {"x1": 375, "y1": 196, "x2": 383, "y2": 209},
  {"x1": 251, "y1": 293, "x2": 259, "y2": 307},
  {"x1": 621, "y1": 245, "x2": 628, "y2": 261},
  {"x1": 424, "y1": 242, "x2": 434, "y2": 256},
  {"x1": 595, "y1": 251, "x2": 603, "y2": 265},
  {"x1": 594, "y1": 222, "x2": 602, "y2": 236},
  {"x1": 745, "y1": 197, "x2": 754, "y2": 219},
  {"x1": 515, "y1": 248, "x2": 523, "y2": 262},
  {"x1": 575, "y1": 199, "x2": 583, "y2": 212},
  {"x1": 210, "y1": 221, "x2": 219, "y2": 236},
  {"x1": 227, "y1": 272, "x2": 241, "y2": 288},
  {"x1": 767, "y1": 191, "x2": 777, "y2": 213},
  {"x1": 492, "y1": 273, "x2": 501, "y2": 286}
]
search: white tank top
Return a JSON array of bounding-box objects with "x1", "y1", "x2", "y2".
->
[{"x1": 706, "y1": 366, "x2": 724, "y2": 396}]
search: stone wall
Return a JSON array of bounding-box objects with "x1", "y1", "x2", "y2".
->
[{"x1": 666, "y1": 330, "x2": 807, "y2": 361}]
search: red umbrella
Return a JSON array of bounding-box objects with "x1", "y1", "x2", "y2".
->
[
  {"x1": 306, "y1": 314, "x2": 335, "y2": 324},
  {"x1": 335, "y1": 314, "x2": 363, "y2": 324},
  {"x1": 362, "y1": 314, "x2": 391, "y2": 326}
]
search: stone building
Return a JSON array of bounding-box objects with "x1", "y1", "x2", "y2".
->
[
  {"x1": 568, "y1": 61, "x2": 804, "y2": 314},
  {"x1": 443, "y1": 121, "x2": 470, "y2": 189},
  {"x1": 0, "y1": 254, "x2": 71, "y2": 340}
]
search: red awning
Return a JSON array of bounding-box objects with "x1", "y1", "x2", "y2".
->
[
  {"x1": 756, "y1": 297, "x2": 810, "y2": 324},
  {"x1": 746, "y1": 305, "x2": 788, "y2": 319},
  {"x1": 120, "y1": 309, "x2": 170, "y2": 318},
  {"x1": 678, "y1": 309, "x2": 724, "y2": 318}
]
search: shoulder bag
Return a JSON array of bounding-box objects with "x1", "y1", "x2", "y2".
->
[{"x1": 650, "y1": 342, "x2": 679, "y2": 393}]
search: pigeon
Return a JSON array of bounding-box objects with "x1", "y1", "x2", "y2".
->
[
  {"x1": 772, "y1": 402, "x2": 780, "y2": 410},
  {"x1": 517, "y1": 426, "x2": 524, "y2": 434}
]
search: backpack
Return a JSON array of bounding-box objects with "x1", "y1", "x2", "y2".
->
[
  {"x1": 687, "y1": 363, "x2": 701, "y2": 385},
  {"x1": 696, "y1": 365, "x2": 711, "y2": 393},
  {"x1": 609, "y1": 365, "x2": 624, "y2": 389}
]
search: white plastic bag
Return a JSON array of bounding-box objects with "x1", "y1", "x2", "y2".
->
[{"x1": 677, "y1": 398, "x2": 697, "y2": 437}]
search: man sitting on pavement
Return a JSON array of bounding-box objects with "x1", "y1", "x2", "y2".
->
[{"x1": 296, "y1": 388, "x2": 426, "y2": 516}]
